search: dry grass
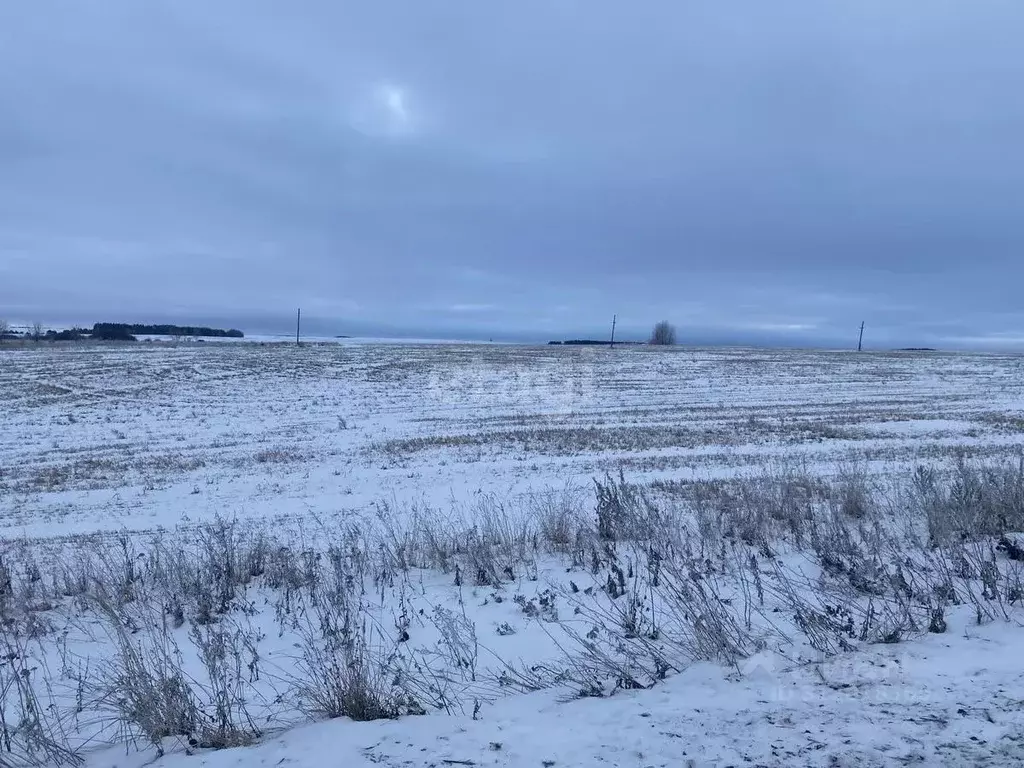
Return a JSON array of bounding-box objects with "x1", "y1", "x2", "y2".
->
[{"x1": 1, "y1": 458, "x2": 1023, "y2": 761}]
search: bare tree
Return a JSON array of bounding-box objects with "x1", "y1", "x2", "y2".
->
[
  {"x1": 0, "y1": 319, "x2": 8, "y2": 340},
  {"x1": 31, "y1": 321, "x2": 44, "y2": 342},
  {"x1": 649, "y1": 320, "x2": 677, "y2": 346}
]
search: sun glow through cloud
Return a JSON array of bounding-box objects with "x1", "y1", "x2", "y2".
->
[
  {"x1": 347, "y1": 81, "x2": 417, "y2": 138},
  {"x1": 380, "y1": 84, "x2": 409, "y2": 124}
]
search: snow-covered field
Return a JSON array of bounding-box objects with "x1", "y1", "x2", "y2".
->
[
  {"x1": 2, "y1": 342, "x2": 1024, "y2": 767},
  {"x1": 4, "y1": 342, "x2": 1023, "y2": 538}
]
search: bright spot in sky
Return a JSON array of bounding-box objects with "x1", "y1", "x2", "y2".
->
[
  {"x1": 348, "y1": 81, "x2": 416, "y2": 138},
  {"x1": 380, "y1": 84, "x2": 409, "y2": 124}
]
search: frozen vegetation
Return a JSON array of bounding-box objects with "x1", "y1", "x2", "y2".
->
[{"x1": 1, "y1": 341, "x2": 1024, "y2": 766}]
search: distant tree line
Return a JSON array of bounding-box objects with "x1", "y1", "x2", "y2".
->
[
  {"x1": 0, "y1": 321, "x2": 65, "y2": 341},
  {"x1": 547, "y1": 321, "x2": 679, "y2": 347},
  {"x1": 90, "y1": 324, "x2": 137, "y2": 341},
  {"x1": 91, "y1": 323, "x2": 244, "y2": 340},
  {"x1": 548, "y1": 339, "x2": 646, "y2": 346},
  {"x1": 0, "y1": 321, "x2": 245, "y2": 343},
  {"x1": 46, "y1": 327, "x2": 90, "y2": 341}
]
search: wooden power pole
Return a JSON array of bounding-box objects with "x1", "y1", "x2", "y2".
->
[
  {"x1": 296, "y1": 308, "x2": 301, "y2": 346},
  {"x1": 857, "y1": 321, "x2": 865, "y2": 352},
  {"x1": 610, "y1": 314, "x2": 617, "y2": 349}
]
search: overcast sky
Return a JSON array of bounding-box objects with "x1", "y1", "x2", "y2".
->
[{"x1": 2, "y1": 2, "x2": 1023, "y2": 347}]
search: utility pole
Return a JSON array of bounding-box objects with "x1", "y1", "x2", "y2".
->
[
  {"x1": 857, "y1": 321, "x2": 865, "y2": 352},
  {"x1": 296, "y1": 308, "x2": 301, "y2": 346},
  {"x1": 609, "y1": 314, "x2": 617, "y2": 349}
]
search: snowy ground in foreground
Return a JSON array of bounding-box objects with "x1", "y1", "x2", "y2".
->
[
  {"x1": 94, "y1": 610, "x2": 1024, "y2": 768},
  {"x1": 4, "y1": 343, "x2": 1024, "y2": 767}
]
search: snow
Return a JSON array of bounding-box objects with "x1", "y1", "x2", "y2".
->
[
  {"x1": 136, "y1": 334, "x2": 501, "y2": 345},
  {"x1": 3, "y1": 343, "x2": 1023, "y2": 539},
  {"x1": 90, "y1": 609, "x2": 1024, "y2": 768},
  {"x1": 3, "y1": 342, "x2": 1024, "y2": 767}
]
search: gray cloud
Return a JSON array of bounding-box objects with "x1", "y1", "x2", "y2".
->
[{"x1": 2, "y1": 1, "x2": 1023, "y2": 347}]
